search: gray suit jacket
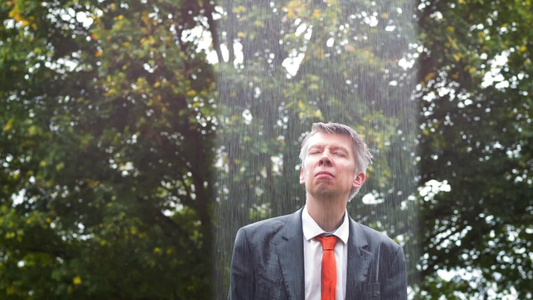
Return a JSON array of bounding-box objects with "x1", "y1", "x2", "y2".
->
[{"x1": 228, "y1": 208, "x2": 407, "y2": 300}]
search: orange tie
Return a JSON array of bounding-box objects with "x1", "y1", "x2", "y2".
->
[{"x1": 315, "y1": 235, "x2": 338, "y2": 300}]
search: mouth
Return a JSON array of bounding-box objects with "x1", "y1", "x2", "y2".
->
[{"x1": 315, "y1": 171, "x2": 334, "y2": 178}]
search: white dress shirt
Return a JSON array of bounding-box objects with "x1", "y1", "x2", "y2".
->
[{"x1": 302, "y1": 205, "x2": 349, "y2": 300}]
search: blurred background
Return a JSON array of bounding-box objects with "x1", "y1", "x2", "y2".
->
[{"x1": 1, "y1": 0, "x2": 531, "y2": 299}]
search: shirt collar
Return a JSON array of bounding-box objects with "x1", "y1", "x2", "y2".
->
[{"x1": 302, "y1": 205, "x2": 349, "y2": 245}]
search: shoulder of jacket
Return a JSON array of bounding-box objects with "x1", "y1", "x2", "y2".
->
[
  {"x1": 351, "y1": 219, "x2": 402, "y2": 250},
  {"x1": 241, "y1": 212, "x2": 293, "y2": 232}
]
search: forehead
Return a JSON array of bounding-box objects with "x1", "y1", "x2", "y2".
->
[{"x1": 307, "y1": 132, "x2": 353, "y2": 151}]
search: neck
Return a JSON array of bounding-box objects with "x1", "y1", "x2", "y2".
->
[{"x1": 306, "y1": 194, "x2": 347, "y2": 232}]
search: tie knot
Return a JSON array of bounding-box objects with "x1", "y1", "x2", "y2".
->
[{"x1": 315, "y1": 235, "x2": 338, "y2": 251}]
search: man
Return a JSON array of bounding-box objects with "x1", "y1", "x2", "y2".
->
[{"x1": 229, "y1": 122, "x2": 407, "y2": 300}]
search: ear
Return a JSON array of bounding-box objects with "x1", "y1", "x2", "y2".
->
[
  {"x1": 352, "y1": 172, "x2": 366, "y2": 189},
  {"x1": 299, "y1": 168, "x2": 305, "y2": 185}
]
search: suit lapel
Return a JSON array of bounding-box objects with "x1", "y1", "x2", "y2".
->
[
  {"x1": 275, "y1": 209, "x2": 305, "y2": 300},
  {"x1": 345, "y1": 218, "x2": 374, "y2": 299}
]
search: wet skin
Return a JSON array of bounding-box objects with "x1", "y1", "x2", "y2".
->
[
  {"x1": 299, "y1": 132, "x2": 365, "y2": 202},
  {"x1": 299, "y1": 132, "x2": 366, "y2": 231}
]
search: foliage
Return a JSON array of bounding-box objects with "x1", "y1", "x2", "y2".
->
[
  {"x1": 1, "y1": 0, "x2": 215, "y2": 298},
  {"x1": 416, "y1": 0, "x2": 532, "y2": 298}
]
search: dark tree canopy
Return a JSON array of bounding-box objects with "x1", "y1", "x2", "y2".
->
[
  {"x1": 1, "y1": 0, "x2": 216, "y2": 298},
  {"x1": 416, "y1": 0, "x2": 532, "y2": 298}
]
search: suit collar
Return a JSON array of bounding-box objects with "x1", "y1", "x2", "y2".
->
[
  {"x1": 345, "y1": 216, "x2": 374, "y2": 299},
  {"x1": 276, "y1": 208, "x2": 305, "y2": 300}
]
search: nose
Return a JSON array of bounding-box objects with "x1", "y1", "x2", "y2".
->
[{"x1": 319, "y1": 153, "x2": 332, "y2": 166}]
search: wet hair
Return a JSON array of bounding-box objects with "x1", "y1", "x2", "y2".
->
[{"x1": 299, "y1": 122, "x2": 373, "y2": 199}]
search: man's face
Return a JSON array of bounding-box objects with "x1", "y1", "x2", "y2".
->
[{"x1": 299, "y1": 132, "x2": 365, "y2": 201}]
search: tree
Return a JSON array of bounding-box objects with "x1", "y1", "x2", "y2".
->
[
  {"x1": 7, "y1": 0, "x2": 530, "y2": 298},
  {"x1": 1, "y1": 0, "x2": 216, "y2": 298},
  {"x1": 416, "y1": 0, "x2": 532, "y2": 298}
]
